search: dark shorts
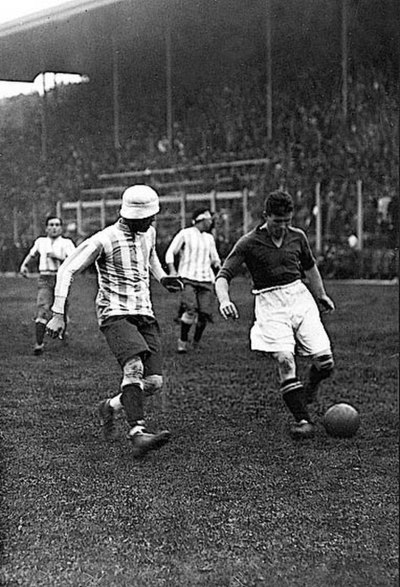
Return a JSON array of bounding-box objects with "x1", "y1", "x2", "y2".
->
[
  {"x1": 100, "y1": 315, "x2": 162, "y2": 376},
  {"x1": 181, "y1": 279, "x2": 215, "y2": 320}
]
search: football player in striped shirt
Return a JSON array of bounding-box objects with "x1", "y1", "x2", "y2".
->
[
  {"x1": 19, "y1": 216, "x2": 76, "y2": 355},
  {"x1": 216, "y1": 190, "x2": 335, "y2": 439},
  {"x1": 45, "y1": 185, "x2": 183, "y2": 458},
  {"x1": 165, "y1": 208, "x2": 221, "y2": 353}
]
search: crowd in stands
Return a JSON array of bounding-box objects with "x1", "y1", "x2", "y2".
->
[{"x1": 0, "y1": 62, "x2": 398, "y2": 278}]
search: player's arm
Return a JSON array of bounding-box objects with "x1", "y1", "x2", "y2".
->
[
  {"x1": 19, "y1": 242, "x2": 38, "y2": 277},
  {"x1": 304, "y1": 264, "x2": 335, "y2": 313},
  {"x1": 164, "y1": 231, "x2": 184, "y2": 276},
  {"x1": 150, "y1": 240, "x2": 183, "y2": 293},
  {"x1": 215, "y1": 242, "x2": 245, "y2": 320},
  {"x1": 215, "y1": 276, "x2": 239, "y2": 320},
  {"x1": 46, "y1": 239, "x2": 102, "y2": 338},
  {"x1": 210, "y1": 237, "x2": 222, "y2": 274}
]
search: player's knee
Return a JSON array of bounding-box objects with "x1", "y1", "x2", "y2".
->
[
  {"x1": 35, "y1": 317, "x2": 48, "y2": 325},
  {"x1": 181, "y1": 310, "x2": 196, "y2": 325},
  {"x1": 122, "y1": 356, "x2": 144, "y2": 388},
  {"x1": 272, "y1": 351, "x2": 296, "y2": 379},
  {"x1": 313, "y1": 353, "x2": 334, "y2": 378},
  {"x1": 143, "y1": 375, "x2": 163, "y2": 396}
]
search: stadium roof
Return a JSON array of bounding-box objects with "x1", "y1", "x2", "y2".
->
[
  {"x1": 0, "y1": 0, "x2": 397, "y2": 86},
  {"x1": 0, "y1": 0, "x2": 171, "y2": 82}
]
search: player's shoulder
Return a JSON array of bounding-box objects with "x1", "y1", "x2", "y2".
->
[
  {"x1": 61, "y1": 236, "x2": 75, "y2": 244},
  {"x1": 239, "y1": 227, "x2": 258, "y2": 244},
  {"x1": 288, "y1": 225, "x2": 308, "y2": 239}
]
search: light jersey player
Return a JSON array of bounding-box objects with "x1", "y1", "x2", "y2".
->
[
  {"x1": 215, "y1": 190, "x2": 335, "y2": 439},
  {"x1": 165, "y1": 208, "x2": 221, "y2": 353},
  {"x1": 19, "y1": 216, "x2": 76, "y2": 355},
  {"x1": 45, "y1": 185, "x2": 183, "y2": 458}
]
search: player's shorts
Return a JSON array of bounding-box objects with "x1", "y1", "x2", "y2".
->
[
  {"x1": 181, "y1": 279, "x2": 215, "y2": 320},
  {"x1": 250, "y1": 280, "x2": 331, "y2": 356},
  {"x1": 36, "y1": 274, "x2": 69, "y2": 324},
  {"x1": 100, "y1": 315, "x2": 162, "y2": 376}
]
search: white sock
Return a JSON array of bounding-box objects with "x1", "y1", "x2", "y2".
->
[
  {"x1": 109, "y1": 394, "x2": 122, "y2": 410},
  {"x1": 129, "y1": 420, "x2": 146, "y2": 435}
]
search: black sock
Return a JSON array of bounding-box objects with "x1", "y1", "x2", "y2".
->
[
  {"x1": 281, "y1": 378, "x2": 310, "y2": 422},
  {"x1": 308, "y1": 363, "x2": 332, "y2": 386},
  {"x1": 121, "y1": 383, "x2": 144, "y2": 426},
  {"x1": 194, "y1": 321, "x2": 207, "y2": 343},
  {"x1": 180, "y1": 322, "x2": 191, "y2": 342},
  {"x1": 35, "y1": 322, "x2": 46, "y2": 345}
]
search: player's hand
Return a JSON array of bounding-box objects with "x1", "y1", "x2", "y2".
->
[
  {"x1": 19, "y1": 266, "x2": 29, "y2": 278},
  {"x1": 160, "y1": 276, "x2": 184, "y2": 293},
  {"x1": 219, "y1": 300, "x2": 239, "y2": 320},
  {"x1": 318, "y1": 295, "x2": 335, "y2": 314},
  {"x1": 46, "y1": 314, "x2": 66, "y2": 339}
]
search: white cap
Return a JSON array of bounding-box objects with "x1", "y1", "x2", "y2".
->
[{"x1": 120, "y1": 185, "x2": 160, "y2": 219}]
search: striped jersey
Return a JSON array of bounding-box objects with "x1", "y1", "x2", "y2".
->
[
  {"x1": 165, "y1": 226, "x2": 221, "y2": 283},
  {"x1": 52, "y1": 220, "x2": 166, "y2": 325},
  {"x1": 27, "y1": 236, "x2": 76, "y2": 274}
]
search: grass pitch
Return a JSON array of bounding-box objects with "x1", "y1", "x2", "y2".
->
[{"x1": 0, "y1": 274, "x2": 398, "y2": 587}]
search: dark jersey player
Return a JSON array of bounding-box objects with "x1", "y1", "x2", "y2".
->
[{"x1": 215, "y1": 190, "x2": 335, "y2": 439}]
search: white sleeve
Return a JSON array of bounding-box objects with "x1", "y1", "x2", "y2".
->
[
  {"x1": 210, "y1": 236, "x2": 221, "y2": 265},
  {"x1": 51, "y1": 238, "x2": 102, "y2": 314},
  {"x1": 164, "y1": 231, "x2": 185, "y2": 265}
]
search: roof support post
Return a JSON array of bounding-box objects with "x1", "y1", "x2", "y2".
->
[
  {"x1": 165, "y1": 15, "x2": 173, "y2": 153},
  {"x1": 265, "y1": 0, "x2": 273, "y2": 141},
  {"x1": 112, "y1": 35, "x2": 121, "y2": 165},
  {"x1": 40, "y1": 72, "x2": 48, "y2": 163}
]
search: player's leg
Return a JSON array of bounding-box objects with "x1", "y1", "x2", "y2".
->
[
  {"x1": 129, "y1": 316, "x2": 170, "y2": 454},
  {"x1": 34, "y1": 275, "x2": 53, "y2": 355},
  {"x1": 178, "y1": 282, "x2": 197, "y2": 353},
  {"x1": 272, "y1": 350, "x2": 314, "y2": 438},
  {"x1": 305, "y1": 351, "x2": 334, "y2": 403},
  {"x1": 293, "y1": 285, "x2": 334, "y2": 404},
  {"x1": 250, "y1": 289, "x2": 313, "y2": 438},
  {"x1": 99, "y1": 316, "x2": 170, "y2": 456},
  {"x1": 193, "y1": 285, "x2": 213, "y2": 348}
]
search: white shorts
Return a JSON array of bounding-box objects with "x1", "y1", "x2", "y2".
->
[{"x1": 250, "y1": 280, "x2": 331, "y2": 356}]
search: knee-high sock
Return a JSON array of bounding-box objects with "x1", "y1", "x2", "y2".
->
[{"x1": 281, "y1": 378, "x2": 310, "y2": 422}]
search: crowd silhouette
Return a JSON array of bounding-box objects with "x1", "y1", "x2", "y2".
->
[{"x1": 0, "y1": 62, "x2": 398, "y2": 278}]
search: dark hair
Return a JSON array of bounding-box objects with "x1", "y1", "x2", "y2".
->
[
  {"x1": 192, "y1": 207, "x2": 211, "y2": 223},
  {"x1": 46, "y1": 216, "x2": 62, "y2": 226},
  {"x1": 264, "y1": 191, "x2": 294, "y2": 216}
]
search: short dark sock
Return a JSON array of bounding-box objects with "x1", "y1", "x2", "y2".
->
[
  {"x1": 180, "y1": 322, "x2": 191, "y2": 342},
  {"x1": 35, "y1": 322, "x2": 46, "y2": 345},
  {"x1": 194, "y1": 321, "x2": 207, "y2": 343}
]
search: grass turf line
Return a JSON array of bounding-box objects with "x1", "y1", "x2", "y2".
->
[{"x1": 0, "y1": 275, "x2": 398, "y2": 586}]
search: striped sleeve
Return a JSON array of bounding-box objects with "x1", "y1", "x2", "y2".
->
[
  {"x1": 209, "y1": 235, "x2": 221, "y2": 266},
  {"x1": 149, "y1": 230, "x2": 167, "y2": 282},
  {"x1": 52, "y1": 238, "x2": 102, "y2": 314}
]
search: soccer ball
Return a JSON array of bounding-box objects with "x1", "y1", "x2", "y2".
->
[{"x1": 323, "y1": 403, "x2": 360, "y2": 438}]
